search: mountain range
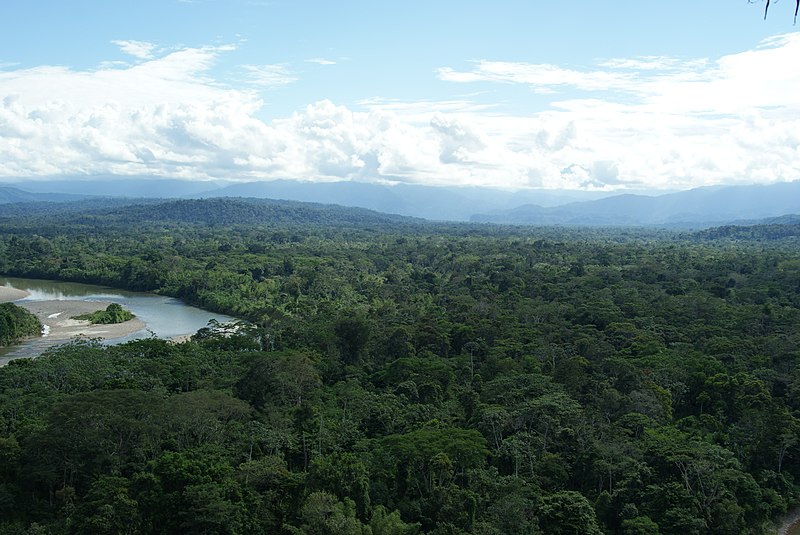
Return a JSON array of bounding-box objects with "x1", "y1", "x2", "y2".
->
[
  {"x1": 2, "y1": 178, "x2": 799, "y2": 227},
  {"x1": 2, "y1": 178, "x2": 613, "y2": 220},
  {"x1": 470, "y1": 181, "x2": 800, "y2": 227},
  {"x1": 196, "y1": 180, "x2": 612, "y2": 221}
]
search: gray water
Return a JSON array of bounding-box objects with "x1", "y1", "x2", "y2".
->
[{"x1": 0, "y1": 277, "x2": 236, "y2": 363}]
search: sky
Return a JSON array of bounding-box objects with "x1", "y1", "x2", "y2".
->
[{"x1": 0, "y1": 0, "x2": 799, "y2": 191}]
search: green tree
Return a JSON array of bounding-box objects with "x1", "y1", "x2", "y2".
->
[{"x1": 538, "y1": 491, "x2": 602, "y2": 535}]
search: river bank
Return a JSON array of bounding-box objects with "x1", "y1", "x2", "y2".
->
[
  {"x1": 4, "y1": 281, "x2": 144, "y2": 343},
  {"x1": 18, "y1": 300, "x2": 145, "y2": 342},
  {"x1": 0, "y1": 285, "x2": 30, "y2": 303},
  {"x1": 778, "y1": 509, "x2": 800, "y2": 535},
  {"x1": 0, "y1": 277, "x2": 236, "y2": 363}
]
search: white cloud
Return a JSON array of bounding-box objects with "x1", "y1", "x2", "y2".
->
[
  {"x1": 112, "y1": 40, "x2": 157, "y2": 60},
  {"x1": 438, "y1": 61, "x2": 634, "y2": 93},
  {"x1": 242, "y1": 64, "x2": 297, "y2": 87},
  {"x1": 0, "y1": 45, "x2": 238, "y2": 110},
  {"x1": 433, "y1": 33, "x2": 800, "y2": 189},
  {"x1": 439, "y1": 34, "x2": 800, "y2": 115},
  {"x1": 306, "y1": 58, "x2": 337, "y2": 65},
  {"x1": 1, "y1": 35, "x2": 799, "y2": 190},
  {"x1": 358, "y1": 98, "x2": 499, "y2": 125},
  {"x1": 598, "y1": 56, "x2": 708, "y2": 71}
]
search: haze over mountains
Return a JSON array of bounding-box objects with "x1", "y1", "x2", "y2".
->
[
  {"x1": 1, "y1": 178, "x2": 799, "y2": 227},
  {"x1": 0, "y1": 186, "x2": 89, "y2": 204},
  {"x1": 6, "y1": 178, "x2": 612, "y2": 221},
  {"x1": 470, "y1": 181, "x2": 800, "y2": 226}
]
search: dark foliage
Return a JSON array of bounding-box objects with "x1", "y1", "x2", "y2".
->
[
  {"x1": 0, "y1": 202, "x2": 799, "y2": 533},
  {"x1": 0, "y1": 302, "x2": 41, "y2": 346},
  {"x1": 73, "y1": 303, "x2": 135, "y2": 324}
]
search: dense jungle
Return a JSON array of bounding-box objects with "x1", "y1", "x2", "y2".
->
[{"x1": 1, "y1": 198, "x2": 800, "y2": 534}]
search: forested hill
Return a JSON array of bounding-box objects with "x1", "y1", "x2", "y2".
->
[
  {"x1": 694, "y1": 215, "x2": 800, "y2": 241},
  {"x1": 92, "y1": 198, "x2": 419, "y2": 227},
  {"x1": 0, "y1": 197, "x2": 165, "y2": 219},
  {"x1": 2, "y1": 197, "x2": 421, "y2": 229}
]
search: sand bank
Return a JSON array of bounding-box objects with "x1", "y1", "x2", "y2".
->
[
  {"x1": 0, "y1": 286, "x2": 31, "y2": 303},
  {"x1": 16, "y1": 300, "x2": 145, "y2": 341},
  {"x1": 170, "y1": 334, "x2": 193, "y2": 344}
]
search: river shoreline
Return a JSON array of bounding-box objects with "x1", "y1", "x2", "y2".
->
[
  {"x1": 0, "y1": 285, "x2": 31, "y2": 303},
  {"x1": 778, "y1": 509, "x2": 800, "y2": 535},
  {"x1": 4, "y1": 281, "x2": 144, "y2": 341},
  {"x1": 17, "y1": 300, "x2": 145, "y2": 342},
  {"x1": 0, "y1": 277, "x2": 236, "y2": 364}
]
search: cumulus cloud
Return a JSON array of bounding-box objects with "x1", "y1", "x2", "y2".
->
[
  {"x1": 435, "y1": 33, "x2": 800, "y2": 189},
  {"x1": 430, "y1": 113, "x2": 486, "y2": 164},
  {"x1": 1, "y1": 35, "x2": 799, "y2": 190}
]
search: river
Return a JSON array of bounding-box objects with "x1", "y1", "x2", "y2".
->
[
  {"x1": 0, "y1": 276, "x2": 235, "y2": 364},
  {"x1": 782, "y1": 511, "x2": 800, "y2": 535}
]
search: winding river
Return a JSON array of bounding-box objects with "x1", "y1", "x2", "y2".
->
[{"x1": 0, "y1": 277, "x2": 235, "y2": 365}]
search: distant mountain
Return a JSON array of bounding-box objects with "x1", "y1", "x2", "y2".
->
[
  {"x1": 0, "y1": 186, "x2": 89, "y2": 204},
  {"x1": 471, "y1": 181, "x2": 800, "y2": 227},
  {"x1": 13, "y1": 177, "x2": 795, "y2": 226},
  {"x1": 202, "y1": 180, "x2": 612, "y2": 220},
  {"x1": 7, "y1": 178, "x2": 227, "y2": 198},
  {"x1": 3, "y1": 178, "x2": 616, "y2": 220},
  {"x1": 63, "y1": 197, "x2": 422, "y2": 228}
]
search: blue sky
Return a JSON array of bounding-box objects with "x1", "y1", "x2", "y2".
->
[{"x1": 1, "y1": 0, "x2": 798, "y2": 190}]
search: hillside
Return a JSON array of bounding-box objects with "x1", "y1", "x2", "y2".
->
[
  {"x1": 1, "y1": 197, "x2": 422, "y2": 231},
  {"x1": 82, "y1": 197, "x2": 420, "y2": 227},
  {"x1": 694, "y1": 215, "x2": 800, "y2": 241}
]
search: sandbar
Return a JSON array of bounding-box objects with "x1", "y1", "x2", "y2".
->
[
  {"x1": 0, "y1": 286, "x2": 31, "y2": 303},
  {"x1": 16, "y1": 300, "x2": 145, "y2": 341}
]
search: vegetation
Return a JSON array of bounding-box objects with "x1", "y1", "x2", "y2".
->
[
  {"x1": 0, "y1": 302, "x2": 41, "y2": 346},
  {"x1": 72, "y1": 303, "x2": 135, "y2": 324},
  {"x1": 0, "y1": 199, "x2": 799, "y2": 533}
]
